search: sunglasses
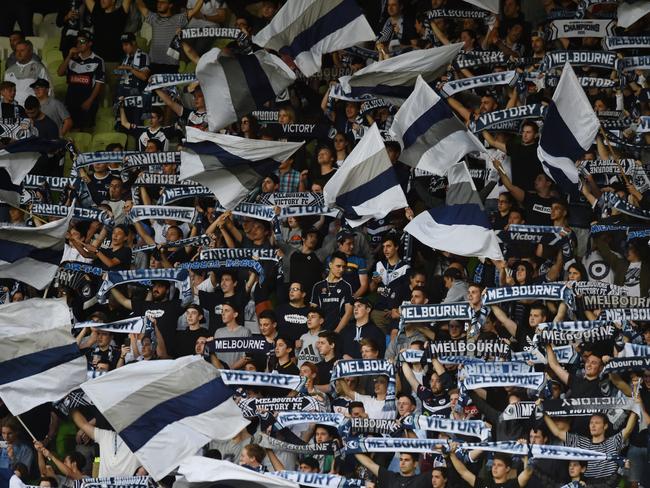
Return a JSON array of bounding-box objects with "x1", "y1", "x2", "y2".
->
[{"x1": 77, "y1": 38, "x2": 88, "y2": 44}]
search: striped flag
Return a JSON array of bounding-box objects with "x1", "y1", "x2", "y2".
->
[
  {"x1": 81, "y1": 356, "x2": 250, "y2": 480},
  {"x1": 0, "y1": 138, "x2": 66, "y2": 206},
  {"x1": 180, "y1": 127, "x2": 304, "y2": 209},
  {"x1": 178, "y1": 457, "x2": 299, "y2": 488},
  {"x1": 0, "y1": 207, "x2": 73, "y2": 289},
  {"x1": 389, "y1": 75, "x2": 484, "y2": 175},
  {"x1": 197, "y1": 48, "x2": 296, "y2": 132},
  {"x1": 618, "y1": 0, "x2": 650, "y2": 28},
  {"x1": 339, "y1": 43, "x2": 463, "y2": 104},
  {"x1": 404, "y1": 162, "x2": 503, "y2": 261},
  {"x1": 0, "y1": 298, "x2": 86, "y2": 415},
  {"x1": 537, "y1": 62, "x2": 599, "y2": 196},
  {"x1": 463, "y1": 0, "x2": 500, "y2": 14},
  {"x1": 324, "y1": 124, "x2": 408, "y2": 227},
  {"x1": 252, "y1": 0, "x2": 375, "y2": 77}
]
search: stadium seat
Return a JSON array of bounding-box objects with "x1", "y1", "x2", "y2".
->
[
  {"x1": 43, "y1": 48, "x2": 63, "y2": 65},
  {"x1": 0, "y1": 37, "x2": 10, "y2": 60},
  {"x1": 139, "y1": 22, "x2": 152, "y2": 42},
  {"x1": 32, "y1": 13, "x2": 44, "y2": 33},
  {"x1": 95, "y1": 116, "x2": 117, "y2": 133},
  {"x1": 26, "y1": 36, "x2": 46, "y2": 56},
  {"x1": 136, "y1": 36, "x2": 149, "y2": 52},
  {"x1": 67, "y1": 131, "x2": 93, "y2": 153},
  {"x1": 52, "y1": 77, "x2": 68, "y2": 101},
  {"x1": 92, "y1": 132, "x2": 127, "y2": 151}
]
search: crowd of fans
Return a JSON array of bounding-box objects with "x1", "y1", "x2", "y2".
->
[{"x1": 0, "y1": 0, "x2": 650, "y2": 488}]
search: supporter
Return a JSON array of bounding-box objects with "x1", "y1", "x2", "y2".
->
[
  {"x1": 275, "y1": 282, "x2": 310, "y2": 347},
  {"x1": 340, "y1": 298, "x2": 386, "y2": 359},
  {"x1": 326, "y1": 230, "x2": 368, "y2": 298},
  {"x1": 0, "y1": 81, "x2": 27, "y2": 121},
  {"x1": 174, "y1": 304, "x2": 210, "y2": 358},
  {"x1": 4, "y1": 41, "x2": 50, "y2": 106},
  {"x1": 4, "y1": 32, "x2": 42, "y2": 70},
  {"x1": 213, "y1": 301, "x2": 251, "y2": 369},
  {"x1": 354, "y1": 452, "x2": 430, "y2": 488},
  {"x1": 0, "y1": 419, "x2": 34, "y2": 476},
  {"x1": 30, "y1": 79, "x2": 73, "y2": 137},
  {"x1": 296, "y1": 308, "x2": 325, "y2": 367},
  {"x1": 116, "y1": 32, "x2": 151, "y2": 124},
  {"x1": 83, "y1": 0, "x2": 132, "y2": 64},
  {"x1": 310, "y1": 251, "x2": 354, "y2": 333}
]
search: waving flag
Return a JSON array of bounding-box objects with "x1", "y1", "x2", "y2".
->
[
  {"x1": 462, "y1": 0, "x2": 500, "y2": 14},
  {"x1": 338, "y1": 43, "x2": 463, "y2": 104},
  {"x1": 177, "y1": 457, "x2": 299, "y2": 488},
  {"x1": 180, "y1": 127, "x2": 304, "y2": 209},
  {"x1": 81, "y1": 356, "x2": 249, "y2": 480},
  {"x1": 252, "y1": 0, "x2": 375, "y2": 77},
  {"x1": 0, "y1": 298, "x2": 86, "y2": 415},
  {"x1": 537, "y1": 62, "x2": 599, "y2": 196},
  {"x1": 197, "y1": 48, "x2": 296, "y2": 131},
  {"x1": 0, "y1": 207, "x2": 73, "y2": 289},
  {"x1": 405, "y1": 162, "x2": 503, "y2": 261},
  {"x1": 0, "y1": 137, "x2": 66, "y2": 205},
  {"x1": 390, "y1": 76, "x2": 484, "y2": 175},
  {"x1": 618, "y1": 1, "x2": 650, "y2": 28},
  {"x1": 324, "y1": 124, "x2": 407, "y2": 227}
]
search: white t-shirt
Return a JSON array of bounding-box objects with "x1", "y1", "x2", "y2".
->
[
  {"x1": 354, "y1": 393, "x2": 394, "y2": 419},
  {"x1": 94, "y1": 427, "x2": 140, "y2": 478}
]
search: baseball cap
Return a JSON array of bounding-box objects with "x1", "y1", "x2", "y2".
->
[
  {"x1": 336, "y1": 229, "x2": 354, "y2": 243},
  {"x1": 121, "y1": 32, "x2": 136, "y2": 43},
  {"x1": 354, "y1": 296, "x2": 373, "y2": 309},
  {"x1": 29, "y1": 78, "x2": 50, "y2": 89}
]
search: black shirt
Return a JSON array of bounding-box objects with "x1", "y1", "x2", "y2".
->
[
  {"x1": 290, "y1": 251, "x2": 323, "y2": 298},
  {"x1": 474, "y1": 477, "x2": 520, "y2": 488},
  {"x1": 316, "y1": 357, "x2": 335, "y2": 385},
  {"x1": 198, "y1": 288, "x2": 247, "y2": 335},
  {"x1": 174, "y1": 327, "x2": 210, "y2": 358},
  {"x1": 132, "y1": 298, "x2": 184, "y2": 357},
  {"x1": 377, "y1": 466, "x2": 432, "y2": 488},
  {"x1": 506, "y1": 140, "x2": 543, "y2": 193},
  {"x1": 275, "y1": 302, "x2": 310, "y2": 345},
  {"x1": 90, "y1": 6, "x2": 128, "y2": 62},
  {"x1": 93, "y1": 245, "x2": 132, "y2": 270},
  {"x1": 310, "y1": 278, "x2": 353, "y2": 331},
  {"x1": 523, "y1": 193, "x2": 553, "y2": 226},
  {"x1": 339, "y1": 321, "x2": 386, "y2": 358}
]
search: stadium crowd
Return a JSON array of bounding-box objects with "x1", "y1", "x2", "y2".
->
[{"x1": 0, "y1": 0, "x2": 650, "y2": 488}]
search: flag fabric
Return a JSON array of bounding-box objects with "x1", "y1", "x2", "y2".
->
[
  {"x1": 404, "y1": 162, "x2": 503, "y2": 261},
  {"x1": 462, "y1": 0, "x2": 500, "y2": 14},
  {"x1": 0, "y1": 298, "x2": 86, "y2": 415},
  {"x1": 0, "y1": 207, "x2": 73, "y2": 289},
  {"x1": 80, "y1": 356, "x2": 250, "y2": 480},
  {"x1": 177, "y1": 457, "x2": 299, "y2": 488},
  {"x1": 252, "y1": 0, "x2": 375, "y2": 77},
  {"x1": 180, "y1": 127, "x2": 304, "y2": 209},
  {"x1": 618, "y1": 0, "x2": 650, "y2": 29},
  {"x1": 389, "y1": 75, "x2": 484, "y2": 175},
  {"x1": 196, "y1": 48, "x2": 296, "y2": 132},
  {"x1": 0, "y1": 137, "x2": 66, "y2": 206},
  {"x1": 537, "y1": 62, "x2": 599, "y2": 196},
  {"x1": 323, "y1": 124, "x2": 408, "y2": 227},
  {"x1": 338, "y1": 43, "x2": 463, "y2": 104}
]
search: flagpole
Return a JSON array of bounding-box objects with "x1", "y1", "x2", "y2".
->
[
  {"x1": 4, "y1": 201, "x2": 48, "y2": 226},
  {"x1": 15, "y1": 415, "x2": 38, "y2": 442},
  {"x1": 598, "y1": 126, "x2": 631, "y2": 186}
]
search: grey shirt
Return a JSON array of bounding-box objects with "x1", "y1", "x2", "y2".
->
[
  {"x1": 213, "y1": 324, "x2": 251, "y2": 368},
  {"x1": 40, "y1": 97, "x2": 71, "y2": 132}
]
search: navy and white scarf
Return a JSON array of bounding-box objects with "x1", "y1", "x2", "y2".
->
[
  {"x1": 62, "y1": 261, "x2": 104, "y2": 277},
  {"x1": 330, "y1": 359, "x2": 396, "y2": 413},
  {"x1": 143, "y1": 73, "x2": 197, "y2": 92},
  {"x1": 401, "y1": 415, "x2": 491, "y2": 441},
  {"x1": 620, "y1": 343, "x2": 650, "y2": 358},
  {"x1": 199, "y1": 247, "x2": 278, "y2": 262},
  {"x1": 157, "y1": 185, "x2": 214, "y2": 205},
  {"x1": 462, "y1": 373, "x2": 545, "y2": 391},
  {"x1": 547, "y1": 19, "x2": 615, "y2": 40},
  {"x1": 72, "y1": 477, "x2": 155, "y2": 488},
  {"x1": 348, "y1": 417, "x2": 401, "y2": 436},
  {"x1": 296, "y1": 67, "x2": 353, "y2": 82},
  {"x1": 601, "y1": 308, "x2": 650, "y2": 321},
  {"x1": 512, "y1": 344, "x2": 575, "y2": 365},
  {"x1": 258, "y1": 192, "x2": 324, "y2": 207},
  {"x1": 52, "y1": 388, "x2": 93, "y2": 417},
  {"x1": 499, "y1": 401, "x2": 536, "y2": 421},
  {"x1": 73, "y1": 316, "x2": 145, "y2": 334},
  {"x1": 569, "y1": 280, "x2": 627, "y2": 297},
  {"x1": 343, "y1": 436, "x2": 448, "y2": 455},
  {"x1": 239, "y1": 396, "x2": 320, "y2": 417},
  {"x1": 454, "y1": 50, "x2": 507, "y2": 69},
  {"x1": 97, "y1": 268, "x2": 191, "y2": 304},
  {"x1": 24, "y1": 175, "x2": 75, "y2": 191},
  {"x1": 122, "y1": 152, "x2": 180, "y2": 171},
  {"x1": 545, "y1": 75, "x2": 616, "y2": 88},
  {"x1": 74, "y1": 151, "x2": 135, "y2": 169},
  {"x1": 215, "y1": 202, "x2": 276, "y2": 222},
  {"x1": 618, "y1": 55, "x2": 650, "y2": 72},
  {"x1": 134, "y1": 173, "x2": 196, "y2": 187},
  {"x1": 127, "y1": 205, "x2": 197, "y2": 224},
  {"x1": 269, "y1": 471, "x2": 363, "y2": 488},
  {"x1": 604, "y1": 36, "x2": 650, "y2": 50},
  {"x1": 498, "y1": 224, "x2": 570, "y2": 247},
  {"x1": 259, "y1": 434, "x2": 338, "y2": 455},
  {"x1": 602, "y1": 356, "x2": 650, "y2": 375},
  {"x1": 461, "y1": 361, "x2": 532, "y2": 377},
  {"x1": 456, "y1": 441, "x2": 614, "y2": 461},
  {"x1": 180, "y1": 259, "x2": 266, "y2": 283},
  {"x1": 483, "y1": 283, "x2": 574, "y2": 309},
  {"x1": 31, "y1": 204, "x2": 114, "y2": 227},
  {"x1": 541, "y1": 51, "x2": 617, "y2": 70},
  {"x1": 274, "y1": 412, "x2": 345, "y2": 430},
  {"x1": 278, "y1": 206, "x2": 340, "y2": 218},
  {"x1": 542, "y1": 397, "x2": 640, "y2": 417},
  {"x1": 441, "y1": 71, "x2": 517, "y2": 98},
  {"x1": 206, "y1": 335, "x2": 273, "y2": 355},
  {"x1": 400, "y1": 302, "x2": 472, "y2": 324},
  {"x1": 425, "y1": 8, "x2": 491, "y2": 20},
  {"x1": 536, "y1": 323, "x2": 616, "y2": 345},
  {"x1": 429, "y1": 340, "x2": 511, "y2": 360},
  {"x1": 220, "y1": 370, "x2": 306, "y2": 393},
  {"x1": 599, "y1": 192, "x2": 650, "y2": 221},
  {"x1": 133, "y1": 234, "x2": 211, "y2": 253},
  {"x1": 582, "y1": 295, "x2": 650, "y2": 310},
  {"x1": 471, "y1": 104, "x2": 547, "y2": 133}
]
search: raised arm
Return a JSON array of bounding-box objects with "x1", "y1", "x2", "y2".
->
[
  {"x1": 494, "y1": 159, "x2": 525, "y2": 203},
  {"x1": 354, "y1": 453, "x2": 380, "y2": 478},
  {"x1": 155, "y1": 88, "x2": 183, "y2": 117},
  {"x1": 136, "y1": 0, "x2": 149, "y2": 18},
  {"x1": 543, "y1": 412, "x2": 568, "y2": 442},
  {"x1": 401, "y1": 361, "x2": 422, "y2": 391},
  {"x1": 518, "y1": 455, "x2": 534, "y2": 487},
  {"x1": 545, "y1": 344, "x2": 569, "y2": 385},
  {"x1": 449, "y1": 449, "x2": 477, "y2": 486},
  {"x1": 110, "y1": 286, "x2": 133, "y2": 311},
  {"x1": 71, "y1": 410, "x2": 95, "y2": 441},
  {"x1": 186, "y1": 0, "x2": 204, "y2": 20},
  {"x1": 490, "y1": 304, "x2": 518, "y2": 336},
  {"x1": 482, "y1": 131, "x2": 507, "y2": 153}
]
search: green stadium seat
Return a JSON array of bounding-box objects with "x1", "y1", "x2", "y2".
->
[{"x1": 92, "y1": 132, "x2": 127, "y2": 151}]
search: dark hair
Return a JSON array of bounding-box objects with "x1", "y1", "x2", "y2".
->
[
  {"x1": 529, "y1": 302, "x2": 549, "y2": 320},
  {"x1": 397, "y1": 393, "x2": 416, "y2": 406},
  {"x1": 39, "y1": 477, "x2": 59, "y2": 487},
  {"x1": 330, "y1": 251, "x2": 348, "y2": 265},
  {"x1": 317, "y1": 330, "x2": 338, "y2": 347},
  {"x1": 411, "y1": 286, "x2": 428, "y2": 300},
  {"x1": 567, "y1": 262, "x2": 587, "y2": 281},
  {"x1": 67, "y1": 451, "x2": 86, "y2": 470},
  {"x1": 299, "y1": 456, "x2": 320, "y2": 470},
  {"x1": 24, "y1": 95, "x2": 40, "y2": 110},
  {"x1": 433, "y1": 467, "x2": 448, "y2": 479},
  {"x1": 275, "y1": 335, "x2": 294, "y2": 356},
  {"x1": 204, "y1": 449, "x2": 222, "y2": 460},
  {"x1": 258, "y1": 309, "x2": 277, "y2": 323},
  {"x1": 308, "y1": 306, "x2": 325, "y2": 319},
  {"x1": 400, "y1": 452, "x2": 419, "y2": 462},
  {"x1": 244, "y1": 444, "x2": 266, "y2": 464},
  {"x1": 348, "y1": 401, "x2": 365, "y2": 413},
  {"x1": 147, "y1": 138, "x2": 163, "y2": 151},
  {"x1": 359, "y1": 337, "x2": 379, "y2": 352},
  {"x1": 521, "y1": 120, "x2": 539, "y2": 133},
  {"x1": 443, "y1": 267, "x2": 464, "y2": 281},
  {"x1": 381, "y1": 234, "x2": 400, "y2": 248},
  {"x1": 150, "y1": 106, "x2": 164, "y2": 118},
  {"x1": 493, "y1": 453, "x2": 512, "y2": 468},
  {"x1": 106, "y1": 142, "x2": 123, "y2": 151}
]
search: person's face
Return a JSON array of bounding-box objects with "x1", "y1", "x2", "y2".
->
[
  {"x1": 350, "y1": 406, "x2": 365, "y2": 418},
  {"x1": 397, "y1": 396, "x2": 415, "y2": 416},
  {"x1": 491, "y1": 459, "x2": 510, "y2": 480},
  {"x1": 300, "y1": 365, "x2": 316, "y2": 379},
  {"x1": 584, "y1": 355, "x2": 603, "y2": 377},
  {"x1": 15, "y1": 43, "x2": 31, "y2": 64},
  {"x1": 339, "y1": 238, "x2": 354, "y2": 255},
  {"x1": 221, "y1": 304, "x2": 236, "y2": 324},
  {"x1": 303, "y1": 232, "x2": 318, "y2": 249},
  {"x1": 275, "y1": 339, "x2": 290, "y2": 359},
  {"x1": 314, "y1": 427, "x2": 331, "y2": 443},
  {"x1": 122, "y1": 41, "x2": 136, "y2": 55},
  {"x1": 534, "y1": 174, "x2": 550, "y2": 193},
  {"x1": 467, "y1": 286, "x2": 481, "y2": 305},
  {"x1": 334, "y1": 135, "x2": 347, "y2": 150},
  {"x1": 529, "y1": 309, "x2": 545, "y2": 328},
  {"x1": 361, "y1": 344, "x2": 378, "y2": 359},
  {"x1": 529, "y1": 429, "x2": 546, "y2": 445},
  {"x1": 353, "y1": 302, "x2": 370, "y2": 321},
  {"x1": 249, "y1": 222, "x2": 267, "y2": 241},
  {"x1": 374, "y1": 377, "x2": 388, "y2": 395},
  {"x1": 111, "y1": 227, "x2": 127, "y2": 246},
  {"x1": 97, "y1": 331, "x2": 112, "y2": 347},
  {"x1": 460, "y1": 31, "x2": 473, "y2": 48},
  {"x1": 382, "y1": 241, "x2": 397, "y2": 260},
  {"x1": 345, "y1": 102, "x2": 359, "y2": 119},
  {"x1": 185, "y1": 308, "x2": 202, "y2": 326},
  {"x1": 479, "y1": 96, "x2": 497, "y2": 113},
  {"x1": 410, "y1": 273, "x2": 426, "y2": 288},
  {"x1": 220, "y1": 275, "x2": 236, "y2": 293},
  {"x1": 568, "y1": 461, "x2": 586, "y2": 479},
  {"x1": 141, "y1": 338, "x2": 153, "y2": 357},
  {"x1": 235, "y1": 17, "x2": 251, "y2": 35},
  {"x1": 166, "y1": 227, "x2": 182, "y2": 243},
  {"x1": 307, "y1": 312, "x2": 323, "y2": 331},
  {"x1": 532, "y1": 37, "x2": 545, "y2": 54},
  {"x1": 317, "y1": 148, "x2": 333, "y2": 165},
  {"x1": 497, "y1": 196, "x2": 512, "y2": 213},
  {"x1": 100, "y1": 0, "x2": 116, "y2": 9},
  {"x1": 151, "y1": 282, "x2": 168, "y2": 300},
  {"x1": 589, "y1": 415, "x2": 607, "y2": 436},
  {"x1": 431, "y1": 469, "x2": 447, "y2": 488},
  {"x1": 261, "y1": 177, "x2": 276, "y2": 193},
  {"x1": 329, "y1": 257, "x2": 346, "y2": 279},
  {"x1": 239, "y1": 449, "x2": 255, "y2": 466},
  {"x1": 108, "y1": 179, "x2": 122, "y2": 199},
  {"x1": 508, "y1": 211, "x2": 524, "y2": 225},
  {"x1": 156, "y1": 0, "x2": 172, "y2": 14},
  {"x1": 77, "y1": 37, "x2": 91, "y2": 53},
  {"x1": 9, "y1": 34, "x2": 22, "y2": 50},
  {"x1": 192, "y1": 89, "x2": 205, "y2": 109},
  {"x1": 2, "y1": 85, "x2": 17, "y2": 102},
  {"x1": 33, "y1": 85, "x2": 48, "y2": 99},
  {"x1": 387, "y1": 0, "x2": 401, "y2": 16},
  {"x1": 288, "y1": 283, "x2": 305, "y2": 303},
  {"x1": 508, "y1": 24, "x2": 523, "y2": 42},
  {"x1": 521, "y1": 125, "x2": 536, "y2": 144},
  {"x1": 259, "y1": 318, "x2": 276, "y2": 337},
  {"x1": 149, "y1": 111, "x2": 161, "y2": 127},
  {"x1": 410, "y1": 290, "x2": 426, "y2": 305},
  {"x1": 1, "y1": 427, "x2": 15, "y2": 443},
  {"x1": 504, "y1": 0, "x2": 519, "y2": 17},
  {"x1": 644, "y1": 330, "x2": 650, "y2": 345},
  {"x1": 448, "y1": 321, "x2": 463, "y2": 339},
  {"x1": 593, "y1": 99, "x2": 607, "y2": 112},
  {"x1": 145, "y1": 141, "x2": 158, "y2": 153},
  {"x1": 25, "y1": 106, "x2": 39, "y2": 119},
  {"x1": 550, "y1": 203, "x2": 566, "y2": 222},
  {"x1": 93, "y1": 163, "x2": 108, "y2": 173},
  {"x1": 316, "y1": 337, "x2": 333, "y2": 356},
  {"x1": 429, "y1": 373, "x2": 443, "y2": 393},
  {"x1": 567, "y1": 266, "x2": 581, "y2": 281},
  {"x1": 399, "y1": 454, "x2": 416, "y2": 476},
  {"x1": 278, "y1": 109, "x2": 292, "y2": 124},
  {"x1": 195, "y1": 336, "x2": 207, "y2": 354}
]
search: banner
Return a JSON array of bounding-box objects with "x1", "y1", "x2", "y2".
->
[
  {"x1": 278, "y1": 123, "x2": 335, "y2": 141},
  {"x1": 400, "y1": 303, "x2": 472, "y2": 323},
  {"x1": 258, "y1": 192, "x2": 324, "y2": 207},
  {"x1": 180, "y1": 259, "x2": 266, "y2": 283},
  {"x1": 602, "y1": 356, "x2": 650, "y2": 374},
  {"x1": 472, "y1": 104, "x2": 546, "y2": 133},
  {"x1": 278, "y1": 205, "x2": 340, "y2": 218},
  {"x1": 542, "y1": 51, "x2": 617, "y2": 70},
  {"x1": 600, "y1": 192, "x2": 650, "y2": 221},
  {"x1": 215, "y1": 202, "x2": 276, "y2": 221},
  {"x1": 207, "y1": 335, "x2": 273, "y2": 354},
  {"x1": 463, "y1": 373, "x2": 545, "y2": 390},
  {"x1": 72, "y1": 316, "x2": 145, "y2": 334},
  {"x1": 274, "y1": 412, "x2": 345, "y2": 429},
  {"x1": 199, "y1": 247, "x2": 278, "y2": 262},
  {"x1": 74, "y1": 151, "x2": 135, "y2": 168},
  {"x1": 402, "y1": 415, "x2": 491, "y2": 441},
  {"x1": 219, "y1": 370, "x2": 306, "y2": 392},
  {"x1": 269, "y1": 471, "x2": 363, "y2": 488},
  {"x1": 441, "y1": 71, "x2": 517, "y2": 98},
  {"x1": 343, "y1": 436, "x2": 448, "y2": 454},
  {"x1": 604, "y1": 36, "x2": 650, "y2": 50},
  {"x1": 483, "y1": 283, "x2": 573, "y2": 306},
  {"x1": 31, "y1": 204, "x2": 114, "y2": 227},
  {"x1": 157, "y1": 185, "x2": 214, "y2": 205},
  {"x1": 97, "y1": 268, "x2": 191, "y2": 304},
  {"x1": 359, "y1": 99, "x2": 393, "y2": 116},
  {"x1": 511, "y1": 344, "x2": 574, "y2": 364},
  {"x1": 296, "y1": 67, "x2": 353, "y2": 81},
  {"x1": 498, "y1": 224, "x2": 569, "y2": 247},
  {"x1": 601, "y1": 308, "x2": 650, "y2": 321},
  {"x1": 544, "y1": 76, "x2": 617, "y2": 89},
  {"x1": 239, "y1": 396, "x2": 320, "y2": 416},
  {"x1": 429, "y1": 340, "x2": 510, "y2": 359},
  {"x1": 577, "y1": 158, "x2": 649, "y2": 192},
  {"x1": 127, "y1": 205, "x2": 197, "y2": 224},
  {"x1": 537, "y1": 320, "x2": 611, "y2": 332},
  {"x1": 542, "y1": 397, "x2": 640, "y2": 417},
  {"x1": 330, "y1": 359, "x2": 395, "y2": 413},
  {"x1": 179, "y1": 26, "x2": 241, "y2": 40},
  {"x1": 455, "y1": 51, "x2": 507, "y2": 69},
  {"x1": 621, "y1": 343, "x2": 650, "y2": 358},
  {"x1": 62, "y1": 261, "x2": 104, "y2": 276},
  {"x1": 251, "y1": 110, "x2": 280, "y2": 124},
  {"x1": 461, "y1": 361, "x2": 532, "y2": 377},
  {"x1": 144, "y1": 73, "x2": 197, "y2": 92},
  {"x1": 582, "y1": 295, "x2": 650, "y2": 310},
  {"x1": 547, "y1": 19, "x2": 615, "y2": 39},
  {"x1": 425, "y1": 8, "x2": 491, "y2": 20},
  {"x1": 456, "y1": 441, "x2": 612, "y2": 461},
  {"x1": 123, "y1": 152, "x2": 181, "y2": 171}
]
